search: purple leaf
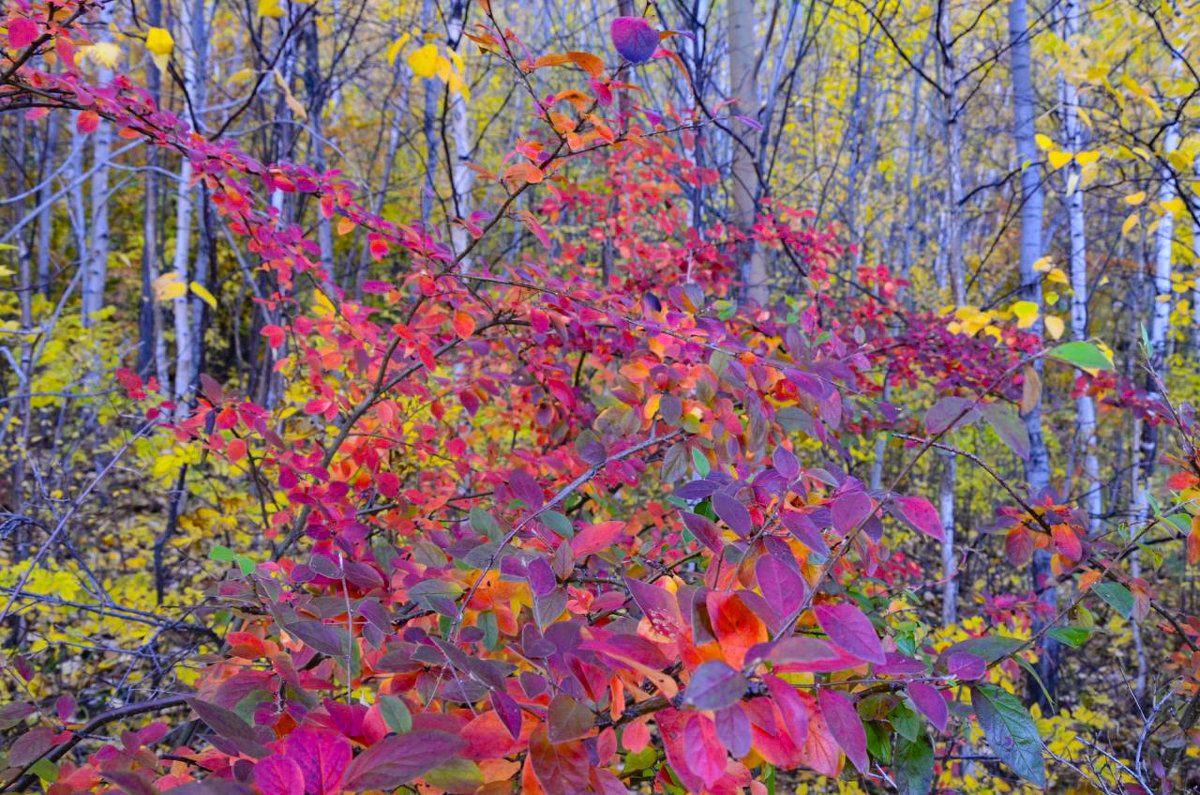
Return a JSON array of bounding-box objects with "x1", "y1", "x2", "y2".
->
[
  {"x1": 818, "y1": 690, "x2": 868, "y2": 773},
  {"x1": 814, "y1": 602, "x2": 886, "y2": 665},
  {"x1": 831, "y1": 490, "x2": 873, "y2": 535},
  {"x1": 891, "y1": 496, "x2": 945, "y2": 542},
  {"x1": 342, "y1": 731, "x2": 466, "y2": 792},
  {"x1": 907, "y1": 682, "x2": 949, "y2": 733},
  {"x1": 610, "y1": 17, "x2": 659, "y2": 64},
  {"x1": 755, "y1": 553, "x2": 806, "y2": 617},
  {"x1": 714, "y1": 704, "x2": 753, "y2": 758},
  {"x1": 683, "y1": 660, "x2": 748, "y2": 711},
  {"x1": 924, "y1": 396, "x2": 975, "y2": 434},
  {"x1": 782, "y1": 510, "x2": 830, "y2": 558},
  {"x1": 547, "y1": 694, "x2": 593, "y2": 743},
  {"x1": 712, "y1": 492, "x2": 754, "y2": 536},
  {"x1": 772, "y1": 447, "x2": 800, "y2": 481},
  {"x1": 491, "y1": 690, "x2": 522, "y2": 740},
  {"x1": 681, "y1": 511, "x2": 724, "y2": 553},
  {"x1": 948, "y1": 652, "x2": 986, "y2": 681}
]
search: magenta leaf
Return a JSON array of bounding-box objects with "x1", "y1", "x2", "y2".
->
[
  {"x1": 254, "y1": 756, "x2": 306, "y2": 795},
  {"x1": 713, "y1": 704, "x2": 752, "y2": 758},
  {"x1": 818, "y1": 689, "x2": 868, "y2": 773},
  {"x1": 342, "y1": 731, "x2": 466, "y2": 792},
  {"x1": 285, "y1": 727, "x2": 352, "y2": 795},
  {"x1": 814, "y1": 602, "x2": 887, "y2": 665},
  {"x1": 610, "y1": 17, "x2": 658, "y2": 64},
  {"x1": 764, "y1": 674, "x2": 810, "y2": 743},
  {"x1": 682, "y1": 713, "x2": 726, "y2": 788},
  {"x1": 907, "y1": 682, "x2": 949, "y2": 733},
  {"x1": 891, "y1": 496, "x2": 945, "y2": 541},
  {"x1": 947, "y1": 652, "x2": 987, "y2": 681},
  {"x1": 683, "y1": 660, "x2": 748, "y2": 711}
]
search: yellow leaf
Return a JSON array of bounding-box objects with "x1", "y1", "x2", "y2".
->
[
  {"x1": 258, "y1": 0, "x2": 285, "y2": 16},
  {"x1": 1075, "y1": 150, "x2": 1100, "y2": 166},
  {"x1": 1011, "y1": 300, "x2": 1039, "y2": 329},
  {"x1": 1047, "y1": 150, "x2": 1073, "y2": 170},
  {"x1": 1035, "y1": 134, "x2": 1054, "y2": 151},
  {"x1": 408, "y1": 43, "x2": 440, "y2": 78},
  {"x1": 1162, "y1": 197, "x2": 1185, "y2": 216},
  {"x1": 152, "y1": 272, "x2": 187, "y2": 302},
  {"x1": 1124, "y1": 191, "x2": 1146, "y2": 205},
  {"x1": 386, "y1": 34, "x2": 410, "y2": 65},
  {"x1": 1047, "y1": 268, "x2": 1069, "y2": 285},
  {"x1": 1033, "y1": 256, "x2": 1054, "y2": 273},
  {"x1": 228, "y1": 68, "x2": 256, "y2": 82},
  {"x1": 1122, "y1": 212, "x2": 1139, "y2": 237},
  {"x1": 82, "y1": 42, "x2": 121, "y2": 69},
  {"x1": 145, "y1": 27, "x2": 173, "y2": 70},
  {"x1": 189, "y1": 281, "x2": 217, "y2": 309},
  {"x1": 1044, "y1": 315, "x2": 1065, "y2": 340},
  {"x1": 145, "y1": 27, "x2": 173, "y2": 57}
]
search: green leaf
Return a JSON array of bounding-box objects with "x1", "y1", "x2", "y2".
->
[
  {"x1": 541, "y1": 510, "x2": 573, "y2": 538},
  {"x1": 1093, "y1": 582, "x2": 1134, "y2": 619},
  {"x1": 890, "y1": 701, "x2": 922, "y2": 742},
  {"x1": 378, "y1": 694, "x2": 412, "y2": 733},
  {"x1": 469, "y1": 508, "x2": 502, "y2": 541},
  {"x1": 692, "y1": 446, "x2": 710, "y2": 477},
  {"x1": 1046, "y1": 625, "x2": 1095, "y2": 647},
  {"x1": 236, "y1": 555, "x2": 255, "y2": 575},
  {"x1": 1046, "y1": 341, "x2": 1114, "y2": 371},
  {"x1": 210, "y1": 544, "x2": 234, "y2": 561},
  {"x1": 29, "y1": 758, "x2": 58, "y2": 783},
  {"x1": 892, "y1": 733, "x2": 934, "y2": 795},
  {"x1": 970, "y1": 684, "x2": 1046, "y2": 786}
]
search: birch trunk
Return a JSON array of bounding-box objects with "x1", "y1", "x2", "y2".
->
[{"x1": 728, "y1": 0, "x2": 767, "y2": 305}]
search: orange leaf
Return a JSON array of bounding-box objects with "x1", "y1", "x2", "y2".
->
[
  {"x1": 227, "y1": 437, "x2": 247, "y2": 463},
  {"x1": 1051, "y1": 524, "x2": 1082, "y2": 561},
  {"x1": 452, "y1": 310, "x2": 476, "y2": 340},
  {"x1": 705, "y1": 591, "x2": 767, "y2": 668},
  {"x1": 566, "y1": 51, "x2": 604, "y2": 78},
  {"x1": 502, "y1": 160, "x2": 544, "y2": 185},
  {"x1": 1190, "y1": 515, "x2": 1200, "y2": 566},
  {"x1": 226, "y1": 631, "x2": 267, "y2": 659}
]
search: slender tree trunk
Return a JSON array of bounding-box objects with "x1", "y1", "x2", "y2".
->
[
  {"x1": 303, "y1": 15, "x2": 336, "y2": 285},
  {"x1": 728, "y1": 0, "x2": 767, "y2": 304},
  {"x1": 82, "y1": 3, "x2": 113, "y2": 328},
  {"x1": 446, "y1": 0, "x2": 474, "y2": 267},
  {"x1": 937, "y1": 1, "x2": 964, "y2": 305},
  {"x1": 35, "y1": 113, "x2": 58, "y2": 298},
  {"x1": 940, "y1": 452, "x2": 957, "y2": 626},
  {"x1": 1059, "y1": 0, "x2": 1102, "y2": 536}
]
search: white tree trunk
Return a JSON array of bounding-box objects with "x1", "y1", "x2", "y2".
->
[
  {"x1": 728, "y1": 0, "x2": 767, "y2": 305},
  {"x1": 82, "y1": 3, "x2": 113, "y2": 327}
]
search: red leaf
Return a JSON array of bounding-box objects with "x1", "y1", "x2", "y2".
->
[
  {"x1": 907, "y1": 682, "x2": 949, "y2": 733},
  {"x1": 681, "y1": 713, "x2": 726, "y2": 788},
  {"x1": 285, "y1": 728, "x2": 352, "y2": 795},
  {"x1": 1052, "y1": 524, "x2": 1082, "y2": 560},
  {"x1": 1005, "y1": 525, "x2": 1035, "y2": 567},
  {"x1": 226, "y1": 631, "x2": 266, "y2": 659},
  {"x1": 369, "y1": 238, "x2": 389, "y2": 261},
  {"x1": 570, "y1": 520, "x2": 625, "y2": 558},
  {"x1": 814, "y1": 602, "x2": 886, "y2": 665},
  {"x1": 8, "y1": 17, "x2": 38, "y2": 48},
  {"x1": 254, "y1": 756, "x2": 305, "y2": 795},
  {"x1": 341, "y1": 730, "x2": 465, "y2": 792},
  {"x1": 817, "y1": 690, "x2": 868, "y2": 773},
  {"x1": 892, "y1": 496, "x2": 944, "y2": 541},
  {"x1": 261, "y1": 324, "x2": 286, "y2": 347},
  {"x1": 226, "y1": 437, "x2": 247, "y2": 463},
  {"x1": 528, "y1": 727, "x2": 590, "y2": 795},
  {"x1": 610, "y1": 16, "x2": 658, "y2": 63},
  {"x1": 76, "y1": 110, "x2": 99, "y2": 134}
]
